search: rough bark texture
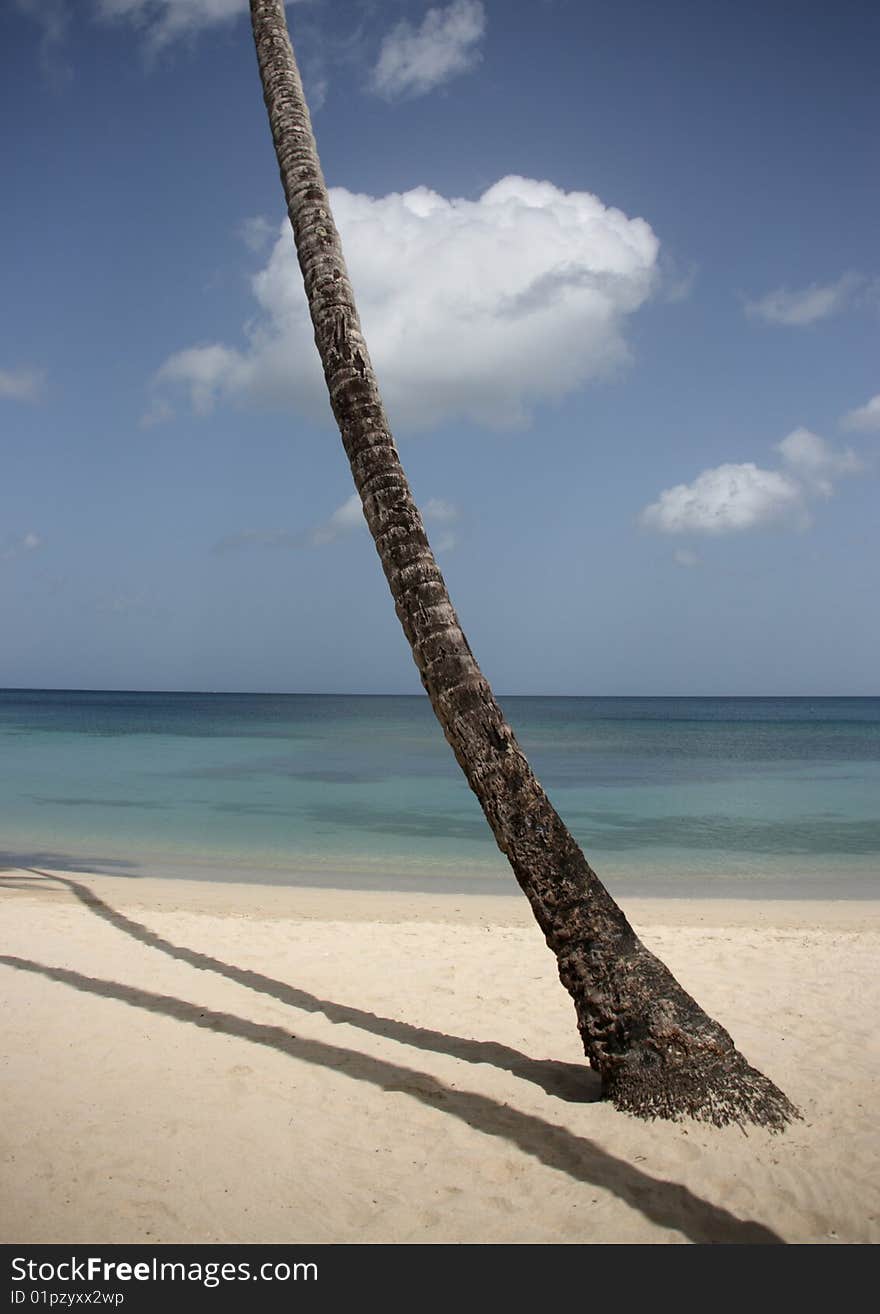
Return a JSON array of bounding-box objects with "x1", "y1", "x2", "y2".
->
[{"x1": 248, "y1": 0, "x2": 799, "y2": 1130}]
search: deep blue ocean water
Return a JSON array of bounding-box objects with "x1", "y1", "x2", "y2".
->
[{"x1": 1, "y1": 690, "x2": 878, "y2": 897}]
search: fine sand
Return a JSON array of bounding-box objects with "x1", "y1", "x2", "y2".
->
[{"x1": 1, "y1": 866, "x2": 878, "y2": 1245}]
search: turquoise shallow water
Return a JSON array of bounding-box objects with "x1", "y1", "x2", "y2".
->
[{"x1": 1, "y1": 690, "x2": 878, "y2": 897}]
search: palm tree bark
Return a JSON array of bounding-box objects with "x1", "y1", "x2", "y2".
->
[{"x1": 248, "y1": 0, "x2": 798, "y2": 1129}]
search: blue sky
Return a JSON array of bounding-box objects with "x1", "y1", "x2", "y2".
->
[{"x1": 2, "y1": 0, "x2": 878, "y2": 694}]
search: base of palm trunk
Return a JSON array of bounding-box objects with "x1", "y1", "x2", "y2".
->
[
  {"x1": 554, "y1": 915, "x2": 801, "y2": 1131},
  {"x1": 597, "y1": 1040, "x2": 801, "y2": 1131}
]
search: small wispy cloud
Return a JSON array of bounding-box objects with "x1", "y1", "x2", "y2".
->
[
  {"x1": 423, "y1": 497, "x2": 460, "y2": 551},
  {"x1": 311, "y1": 493, "x2": 461, "y2": 550},
  {"x1": 310, "y1": 493, "x2": 365, "y2": 546},
  {"x1": 238, "y1": 216, "x2": 276, "y2": 254},
  {"x1": 2, "y1": 531, "x2": 44, "y2": 562},
  {"x1": 776, "y1": 426, "x2": 862, "y2": 496},
  {"x1": 840, "y1": 393, "x2": 880, "y2": 434},
  {"x1": 95, "y1": 591, "x2": 149, "y2": 616},
  {"x1": 95, "y1": 0, "x2": 305, "y2": 52},
  {"x1": 744, "y1": 273, "x2": 862, "y2": 327},
  {"x1": 156, "y1": 344, "x2": 245, "y2": 415},
  {"x1": 14, "y1": 0, "x2": 72, "y2": 86},
  {"x1": 214, "y1": 529, "x2": 306, "y2": 554},
  {"x1": 216, "y1": 493, "x2": 461, "y2": 554},
  {"x1": 18, "y1": 1, "x2": 312, "y2": 81},
  {"x1": 139, "y1": 397, "x2": 175, "y2": 429},
  {"x1": 673, "y1": 548, "x2": 700, "y2": 568},
  {"x1": 213, "y1": 495, "x2": 364, "y2": 555},
  {"x1": 305, "y1": 67, "x2": 328, "y2": 112},
  {"x1": 641, "y1": 429, "x2": 862, "y2": 536},
  {"x1": 371, "y1": 0, "x2": 487, "y2": 100},
  {"x1": 658, "y1": 254, "x2": 698, "y2": 304},
  {"x1": 0, "y1": 366, "x2": 46, "y2": 403}
]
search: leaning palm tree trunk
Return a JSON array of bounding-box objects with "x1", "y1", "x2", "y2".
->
[{"x1": 248, "y1": 0, "x2": 797, "y2": 1129}]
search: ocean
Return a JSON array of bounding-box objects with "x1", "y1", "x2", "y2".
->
[{"x1": 1, "y1": 690, "x2": 878, "y2": 898}]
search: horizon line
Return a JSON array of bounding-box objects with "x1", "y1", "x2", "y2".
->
[{"x1": 1, "y1": 688, "x2": 877, "y2": 700}]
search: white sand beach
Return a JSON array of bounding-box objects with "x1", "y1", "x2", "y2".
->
[{"x1": 1, "y1": 866, "x2": 878, "y2": 1245}]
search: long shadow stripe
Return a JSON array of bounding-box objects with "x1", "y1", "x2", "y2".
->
[
  {"x1": 0, "y1": 952, "x2": 783, "y2": 1246},
  {"x1": 17, "y1": 870, "x2": 595, "y2": 1104}
]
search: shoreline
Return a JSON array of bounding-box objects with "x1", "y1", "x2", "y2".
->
[
  {"x1": 3, "y1": 846, "x2": 877, "y2": 904},
  {"x1": 2, "y1": 865, "x2": 878, "y2": 1244},
  {"x1": 3, "y1": 863, "x2": 880, "y2": 928}
]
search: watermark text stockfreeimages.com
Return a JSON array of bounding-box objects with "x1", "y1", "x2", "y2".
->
[{"x1": 11, "y1": 1255, "x2": 316, "y2": 1292}]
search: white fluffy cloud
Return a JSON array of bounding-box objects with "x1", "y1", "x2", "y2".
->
[
  {"x1": 642, "y1": 430, "x2": 861, "y2": 536},
  {"x1": 744, "y1": 273, "x2": 861, "y2": 326},
  {"x1": 642, "y1": 463, "x2": 805, "y2": 535},
  {"x1": 0, "y1": 366, "x2": 45, "y2": 402},
  {"x1": 840, "y1": 394, "x2": 880, "y2": 433},
  {"x1": 371, "y1": 0, "x2": 486, "y2": 99},
  {"x1": 154, "y1": 175, "x2": 659, "y2": 431}
]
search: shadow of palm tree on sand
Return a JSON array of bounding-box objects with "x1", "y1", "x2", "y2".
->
[{"x1": 0, "y1": 868, "x2": 784, "y2": 1244}]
